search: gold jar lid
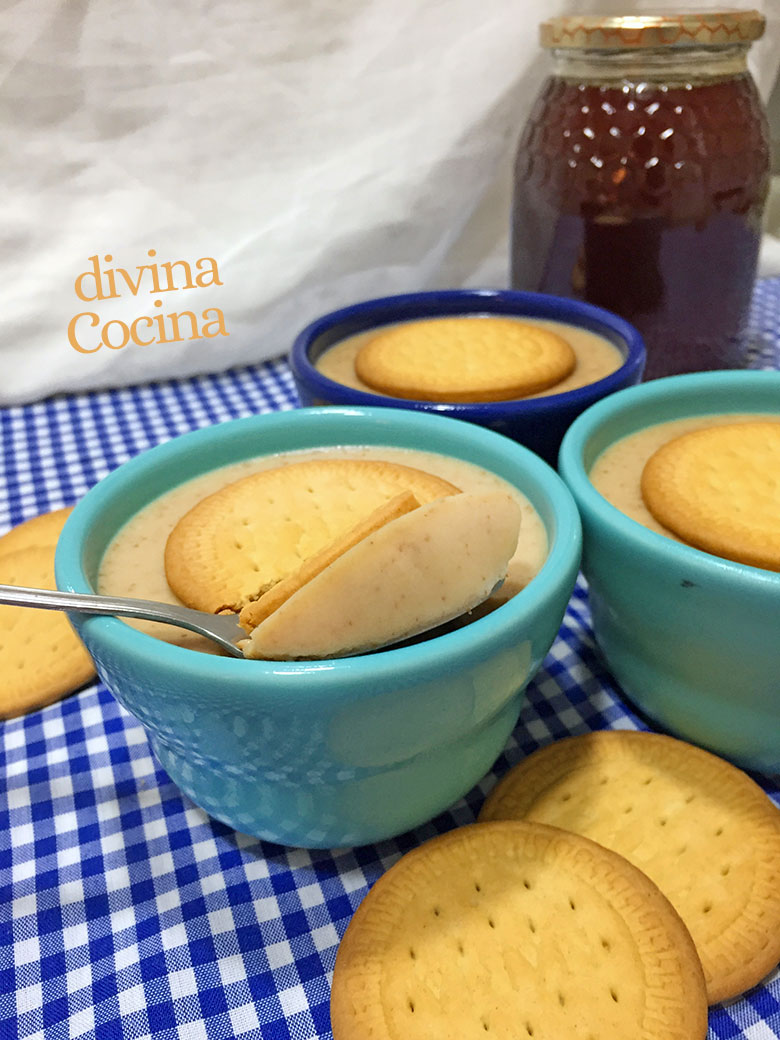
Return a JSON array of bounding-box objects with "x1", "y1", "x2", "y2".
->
[{"x1": 540, "y1": 9, "x2": 765, "y2": 49}]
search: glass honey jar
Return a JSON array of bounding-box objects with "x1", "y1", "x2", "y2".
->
[{"x1": 510, "y1": 10, "x2": 770, "y2": 380}]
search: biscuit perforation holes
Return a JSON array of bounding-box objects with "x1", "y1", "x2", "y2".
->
[
  {"x1": 525, "y1": 1023, "x2": 535, "y2": 1036},
  {"x1": 408, "y1": 947, "x2": 416, "y2": 961},
  {"x1": 601, "y1": 937, "x2": 611, "y2": 951},
  {"x1": 610, "y1": 987, "x2": 619, "y2": 1003},
  {"x1": 568, "y1": 897, "x2": 576, "y2": 910},
  {"x1": 407, "y1": 999, "x2": 415, "y2": 1013},
  {"x1": 487, "y1": 916, "x2": 496, "y2": 929}
]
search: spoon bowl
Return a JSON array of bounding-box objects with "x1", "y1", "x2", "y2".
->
[{"x1": 0, "y1": 579, "x2": 506, "y2": 660}]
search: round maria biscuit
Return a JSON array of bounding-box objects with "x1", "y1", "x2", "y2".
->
[
  {"x1": 0, "y1": 506, "x2": 73, "y2": 558},
  {"x1": 330, "y1": 820, "x2": 708, "y2": 1040},
  {"x1": 640, "y1": 421, "x2": 780, "y2": 571},
  {"x1": 0, "y1": 545, "x2": 96, "y2": 718},
  {"x1": 479, "y1": 731, "x2": 780, "y2": 1004},
  {"x1": 353, "y1": 317, "x2": 576, "y2": 402},
  {"x1": 164, "y1": 458, "x2": 460, "y2": 613}
]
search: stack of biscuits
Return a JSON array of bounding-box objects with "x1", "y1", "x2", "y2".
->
[{"x1": 330, "y1": 730, "x2": 780, "y2": 1040}]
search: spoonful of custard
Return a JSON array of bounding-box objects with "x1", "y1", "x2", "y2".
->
[
  {"x1": 0, "y1": 492, "x2": 521, "y2": 660},
  {"x1": 240, "y1": 489, "x2": 521, "y2": 659}
]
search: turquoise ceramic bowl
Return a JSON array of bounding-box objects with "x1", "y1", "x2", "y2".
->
[
  {"x1": 559, "y1": 371, "x2": 780, "y2": 774},
  {"x1": 56, "y1": 407, "x2": 581, "y2": 848}
]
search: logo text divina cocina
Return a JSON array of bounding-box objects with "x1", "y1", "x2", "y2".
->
[{"x1": 69, "y1": 250, "x2": 228, "y2": 353}]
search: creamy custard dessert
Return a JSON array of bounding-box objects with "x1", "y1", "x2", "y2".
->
[
  {"x1": 99, "y1": 445, "x2": 549, "y2": 654},
  {"x1": 315, "y1": 316, "x2": 623, "y2": 400},
  {"x1": 590, "y1": 412, "x2": 780, "y2": 542}
]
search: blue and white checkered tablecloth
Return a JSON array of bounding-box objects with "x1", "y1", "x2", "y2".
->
[{"x1": 2, "y1": 282, "x2": 780, "y2": 1040}]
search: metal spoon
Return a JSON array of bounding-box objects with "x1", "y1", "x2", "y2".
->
[
  {"x1": 0, "y1": 584, "x2": 248, "y2": 657},
  {"x1": 0, "y1": 581, "x2": 503, "y2": 659}
]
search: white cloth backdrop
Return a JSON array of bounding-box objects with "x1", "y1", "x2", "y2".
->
[{"x1": 2, "y1": 0, "x2": 779, "y2": 404}]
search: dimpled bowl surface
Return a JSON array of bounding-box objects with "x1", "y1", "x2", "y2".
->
[
  {"x1": 289, "y1": 289, "x2": 645, "y2": 466},
  {"x1": 56, "y1": 407, "x2": 582, "y2": 848},
  {"x1": 559, "y1": 370, "x2": 780, "y2": 774}
]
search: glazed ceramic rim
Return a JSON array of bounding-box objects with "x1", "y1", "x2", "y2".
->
[
  {"x1": 558, "y1": 369, "x2": 780, "y2": 590},
  {"x1": 289, "y1": 288, "x2": 646, "y2": 417},
  {"x1": 56, "y1": 406, "x2": 582, "y2": 703}
]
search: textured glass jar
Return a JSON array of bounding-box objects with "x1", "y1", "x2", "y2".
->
[{"x1": 511, "y1": 11, "x2": 770, "y2": 380}]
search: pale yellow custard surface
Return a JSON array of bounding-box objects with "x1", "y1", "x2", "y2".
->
[
  {"x1": 315, "y1": 316, "x2": 623, "y2": 400},
  {"x1": 590, "y1": 412, "x2": 780, "y2": 540},
  {"x1": 98, "y1": 446, "x2": 549, "y2": 653}
]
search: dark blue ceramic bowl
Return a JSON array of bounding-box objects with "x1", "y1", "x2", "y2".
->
[{"x1": 289, "y1": 289, "x2": 646, "y2": 466}]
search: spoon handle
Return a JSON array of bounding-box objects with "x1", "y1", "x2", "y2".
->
[
  {"x1": 0, "y1": 584, "x2": 246, "y2": 657},
  {"x1": 0, "y1": 583, "x2": 191, "y2": 623}
]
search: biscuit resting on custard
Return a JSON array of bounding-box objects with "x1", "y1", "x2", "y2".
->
[
  {"x1": 164, "y1": 458, "x2": 459, "y2": 614},
  {"x1": 240, "y1": 490, "x2": 521, "y2": 659},
  {"x1": 354, "y1": 316, "x2": 576, "y2": 402},
  {"x1": 640, "y1": 421, "x2": 780, "y2": 571}
]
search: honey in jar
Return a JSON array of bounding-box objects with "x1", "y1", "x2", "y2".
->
[{"x1": 510, "y1": 10, "x2": 770, "y2": 380}]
